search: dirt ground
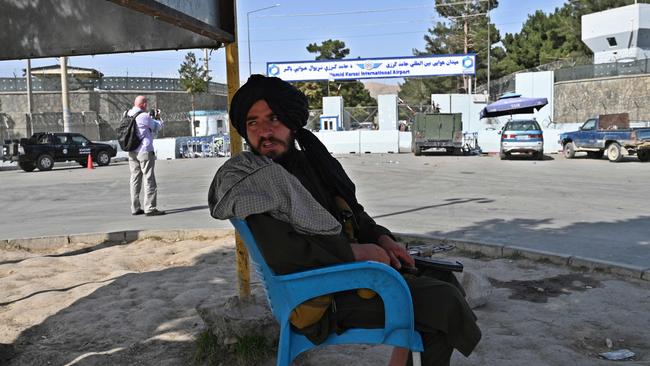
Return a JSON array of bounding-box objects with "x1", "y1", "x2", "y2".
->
[{"x1": 1, "y1": 232, "x2": 648, "y2": 366}]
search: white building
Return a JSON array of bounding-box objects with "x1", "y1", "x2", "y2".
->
[{"x1": 582, "y1": 3, "x2": 650, "y2": 64}]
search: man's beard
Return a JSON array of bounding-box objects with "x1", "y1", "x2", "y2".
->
[{"x1": 250, "y1": 136, "x2": 293, "y2": 160}]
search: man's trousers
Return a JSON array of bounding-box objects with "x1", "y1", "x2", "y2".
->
[{"x1": 128, "y1": 151, "x2": 157, "y2": 213}]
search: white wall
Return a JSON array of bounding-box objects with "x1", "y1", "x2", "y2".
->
[
  {"x1": 314, "y1": 130, "x2": 408, "y2": 154},
  {"x1": 582, "y1": 3, "x2": 650, "y2": 63},
  {"x1": 515, "y1": 71, "x2": 554, "y2": 126},
  {"x1": 431, "y1": 94, "x2": 486, "y2": 133},
  {"x1": 377, "y1": 94, "x2": 398, "y2": 130},
  {"x1": 152, "y1": 138, "x2": 177, "y2": 160}
]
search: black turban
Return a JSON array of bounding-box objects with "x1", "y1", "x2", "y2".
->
[
  {"x1": 229, "y1": 74, "x2": 309, "y2": 139},
  {"x1": 229, "y1": 74, "x2": 359, "y2": 210}
]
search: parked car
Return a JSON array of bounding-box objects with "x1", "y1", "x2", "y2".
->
[
  {"x1": 499, "y1": 119, "x2": 544, "y2": 160},
  {"x1": 559, "y1": 113, "x2": 650, "y2": 162},
  {"x1": 2, "y1": 132, "x2": 117, "y2": 172}
]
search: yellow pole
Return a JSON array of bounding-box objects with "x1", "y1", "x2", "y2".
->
[{"x1": 225, "y1": 3, "x2": 249, "y2": 298}]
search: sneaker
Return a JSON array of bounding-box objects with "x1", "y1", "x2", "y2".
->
[
  {"x1": 132, "y1": 209, "x2": 145, "y2": 216},
  {"x1": 145, "y1": 209, "x2": 166, "y2": 216}
]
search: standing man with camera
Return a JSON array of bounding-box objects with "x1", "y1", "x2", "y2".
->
[{"x1": 127, "y1": 95, "x2": 165, "y2": 216}]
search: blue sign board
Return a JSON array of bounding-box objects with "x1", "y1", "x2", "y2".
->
[{"x1": 267, "y1": 54, "x2": 476, "y2": 81}]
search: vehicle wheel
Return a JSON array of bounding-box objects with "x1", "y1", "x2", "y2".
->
[
  {"x1": 36, "y1": 154, "x2": 54, "y2": 171},
  {"x1": 96, "y1": 151, "x2": 111, "y2": 166},
  {"x1": 637, "y1": 149, "x2": 650, "y2": 162},
  {"x1": 586, "y1": 151, "x2": 604, "y2": 159},
  {"x1": 563, "y1": 142, "x2": 576, "y2": 159},
  {"x1": 607, "y1": 142, "x2": 623, "y2": 162},
  {"x1": 18, "y1": 162, "x2": 36, "y2": 172}
]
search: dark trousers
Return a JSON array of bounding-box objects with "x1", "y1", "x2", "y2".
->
[{"x1": 332, "y1": 273, "x2": 480, "y2": 366}]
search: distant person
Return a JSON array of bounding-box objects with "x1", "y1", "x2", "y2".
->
[{"x1": 127, "y1": 95, "x2": 165, "y2": 216}]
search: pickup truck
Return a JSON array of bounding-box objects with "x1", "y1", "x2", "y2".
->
[
  {"x1": 558, "y1": 113, "x2": 650, "y2": 162},
  {"x1": 2, "y1": 132, "x2": 117, "y2": 172}
]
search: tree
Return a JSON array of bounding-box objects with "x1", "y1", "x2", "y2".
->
[
  {"x1": 496, "y1": 0, "x2": 650, "y2": 74},
  {"x1": 293, "y1": 39, "x2": 375, "y2": 109},
  {"x1": 399, "y1": 0, "x2": 502, "y2": 110},
  {"x1": 179, "y1": 52, "x2": 210, "y2": 136},
  {"x1": 306, "y1": 39, "x2": 349, "y2": 60}
]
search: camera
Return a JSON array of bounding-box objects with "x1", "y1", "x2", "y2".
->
[{"x1": 149, "y1": 109, "x2": 161, "y2": 119}]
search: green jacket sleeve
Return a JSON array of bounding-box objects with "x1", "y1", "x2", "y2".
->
[
  {"x1": 352, "y1": 202, "x2": 394, "y2": 244},
  {"x1": 246, "y1": 213, "x2": 356, "y2": 275}
]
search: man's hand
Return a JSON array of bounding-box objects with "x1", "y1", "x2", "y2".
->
[
  {"x1": 351, "y1": 244, "x2": 390, "y2": 265},
  {"x1": 377, "y1": 235, "x2": 414, "y2": 269}
]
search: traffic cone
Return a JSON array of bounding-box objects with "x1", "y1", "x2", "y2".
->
[{"x1": 86, "y1": 154, "x2": 94, "y2": 170}]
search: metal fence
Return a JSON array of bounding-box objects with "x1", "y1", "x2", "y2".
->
[
  {"x1": 555, "y1": 59, "x2": 650, "y2": 83},
  {"x1": 0, "y1": 76, "x2": 227, "y2": 94}
]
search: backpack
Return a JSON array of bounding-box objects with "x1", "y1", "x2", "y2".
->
[{"x1": 117, "y1": 110, "x2": 145, "y2": 151}]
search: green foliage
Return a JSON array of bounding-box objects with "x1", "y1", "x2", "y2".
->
[
  {"x1": 400, "y1": 0, "x2": 502, "y2": 105},
  {"x1": 194, "y1": 331, "x2": 273, "y2": 366},
  {"x1": 306, "y1": 39, "x2": 350, "y2": 60},
  {"x1": 497, "y1": 0, "x2": 650, "y2": 73},
  {"x1": 295, "y1": 40, "x2": 375, "y2": 109},
  {"x1": 399, "y1": 0, "x2": 650, "y2": 107},
  {"x1": 194, "y1": 330, "x2": 221, "y2": 365},
  {"x1": 233, "y1": 335, "x2": 273, "y2": 365},
  {"x1": 179, "y1": 52, "x2": 210, "y2": 96},
  {"x1": 179, "y1": 52, "x2": 211, "y2": 135}
]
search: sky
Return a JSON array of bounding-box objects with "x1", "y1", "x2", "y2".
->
[{"x1": 0, "y1": 0, "x2": 567, "y2": 84}]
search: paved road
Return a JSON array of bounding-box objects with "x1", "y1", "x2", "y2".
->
[{"x1": 1, "y1": 153, "x2": 648, "y2": 268}]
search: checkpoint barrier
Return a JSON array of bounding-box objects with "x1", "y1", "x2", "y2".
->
[{"x1": 314, "y1": 130, "x2": 407, "y2": 154}]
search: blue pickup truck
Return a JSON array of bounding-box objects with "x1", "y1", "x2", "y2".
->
[{"x1": 559, "y1": 114, "x2": 650, "y2": 162}]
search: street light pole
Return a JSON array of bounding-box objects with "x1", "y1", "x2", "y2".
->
[{"x1": 247, "y1": 4, "x2": 280, "y2": 77}]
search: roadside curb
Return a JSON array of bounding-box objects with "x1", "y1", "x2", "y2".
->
[
  {"x1": 394, "y1": 232, "x2": 650, "y2": 282},
  {"x1": 0, "y1": 229, "x2": 232, "y2": 254},
  {"x1": 2, "y1": 229, "x2": 648, "y2": 282}
]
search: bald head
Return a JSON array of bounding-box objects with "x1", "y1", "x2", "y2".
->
[{"x1": 134, "y1": 95, "x2": 148, "y2": 110}]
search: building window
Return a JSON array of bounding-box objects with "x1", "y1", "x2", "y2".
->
[{"x1": 607, "y1": 37, "x2": 617, "y2": 47}]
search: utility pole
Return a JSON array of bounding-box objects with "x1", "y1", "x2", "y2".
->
[
  {"x1": 204, "y1": 48, "x2": 210, "y2": 92},
  {"x1": 487, "y1": 1, "x2": 491, "y2": 102},
  {"x1": 60, "y1": 56, "x2": 71, "y2": 133},
  {"x1": 226, "y1": 1, "x2": 249, "y2": 299},
  {"x1": 26, "y1": 59, "x2": 34, "y2": 136},
  {"x1": 463, "y1": 0, "x2": 470, "y2": 92}
]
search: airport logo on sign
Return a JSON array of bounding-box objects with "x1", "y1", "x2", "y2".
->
[
  {"x1": 268, "y1": 64, "x2": 280, "y2": 76},
  {"x1": 356, "y1": 61, "x2": 382, "y2": 70},
  {"x1": 462, "y1": 56, "x2": 474, "y2": 69}
]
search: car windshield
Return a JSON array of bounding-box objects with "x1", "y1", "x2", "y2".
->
[{"x1": 505, "y1": 121, "x2": 540, "y2": 131}]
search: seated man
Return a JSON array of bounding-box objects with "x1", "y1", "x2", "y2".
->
[{"x1": 209, "y1": 75, "x2": 481, "y2": 366}]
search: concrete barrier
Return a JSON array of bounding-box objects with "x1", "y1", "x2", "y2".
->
[
  {"x1": 395, "y1": 232, "x2": 650, "y2": 281},
  {"x1": 6, "y1": 235, "x2": 69, "y2": 253},
  {"x1": 359, "y1": 130, "x2": 399, "y2": 153},
  {"x1": 3, "y1": 229, "x2": 647, "y2": 281},
  {"x1": 398, "y1": 131, "x2": 412, "y2": 153},
  {"x1": 315, "y1": 131, "x2": 360, "y2": 154}
]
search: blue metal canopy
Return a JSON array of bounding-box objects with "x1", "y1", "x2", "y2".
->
[{"x1": 480, "y1": 93, "x2": 548, "y2": 119}]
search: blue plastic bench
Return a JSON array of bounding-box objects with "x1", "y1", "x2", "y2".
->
[{"x1": 230, "y1": 218, "x2": 423, "y2": 366}]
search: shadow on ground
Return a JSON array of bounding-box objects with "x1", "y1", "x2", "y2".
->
[
  {"x1": 422, "y1": 215, "x2": 650, "y2": 267},
  {"x1": 3, "y1": 244, "x2": 240, "y2": 366}
]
